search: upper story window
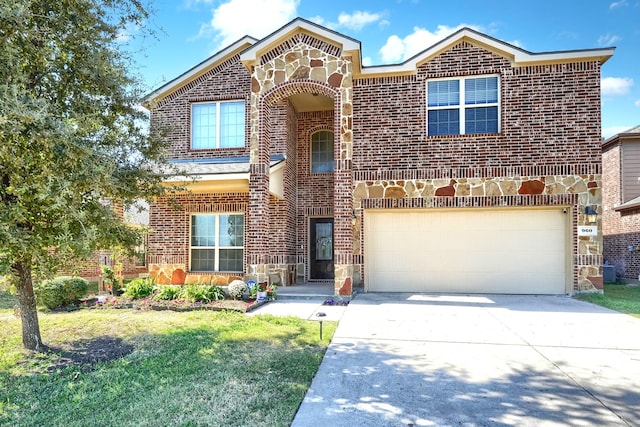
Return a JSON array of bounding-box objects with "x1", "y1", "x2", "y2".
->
[
  {"x1": 427, "y1": 76, "x2": 500, "y2": 136},
  {"x1": 191, "y1": 101, "x2": 245, "y2": 149},
  {"x1": 311, "y1": 130, "x2": 334, "y2": 173},
  {"x1": 190, "y1": 213, "x2": 244, "y2": 272}
]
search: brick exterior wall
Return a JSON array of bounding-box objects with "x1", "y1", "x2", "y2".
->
[
  {"x1": 148, "y1": 25, "x2": 606, "y2": 294},
  {"x1": 603, "y1": 136, "x2": 640, "y2": 280},
  {"x1": 151, "y1": 60, "x2": 252, "y2": 161}
]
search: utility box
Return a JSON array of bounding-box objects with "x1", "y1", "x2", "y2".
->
[{"x1": 603, "y1": 265, "x2": 616, "y2": 283}]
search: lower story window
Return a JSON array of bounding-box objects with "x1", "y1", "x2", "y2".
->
[{"x1": 190, "y1": 213, "x2": 244, "y2": 272}]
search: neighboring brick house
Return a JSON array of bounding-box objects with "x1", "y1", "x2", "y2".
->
[
  {"x1": 144, "y1": 18, "x2": 613, "y2": 295},
  {"x1": 58, "y1": 203, "x2": 149, "y2": 282},
  {"x1": 602, "y1": 126, "x2": 640, "y2": 281}
]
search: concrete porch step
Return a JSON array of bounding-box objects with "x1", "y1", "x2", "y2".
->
[{"x1": 276, "y1": 283, "x2": 334, "y2": 300}]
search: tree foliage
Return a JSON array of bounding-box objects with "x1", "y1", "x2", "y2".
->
[{"x1": 0, "y1": 0, "x2": 171, "y2": 350}]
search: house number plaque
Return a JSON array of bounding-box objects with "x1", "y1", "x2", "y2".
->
[{"x1": 577, "y1": 226, "x2": 598, "y2": 236}]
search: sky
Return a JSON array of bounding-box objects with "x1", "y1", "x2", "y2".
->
[{"x1": 131, "y1": 0, "x2": 640, "y2": 139}]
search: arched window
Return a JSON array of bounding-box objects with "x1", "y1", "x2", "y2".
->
[{"x1": 311, "y1": 130, "x2": 334, "y2": 173}]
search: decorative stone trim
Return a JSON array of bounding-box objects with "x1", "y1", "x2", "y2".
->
[{"x1": 353, "y1": 174, "x2": 603, "y2": 291}]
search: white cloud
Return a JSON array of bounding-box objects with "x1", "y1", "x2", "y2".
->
[
  {"x1": 202, "y1": 0, "x2": 299, "y2": 49},
  {"x1": 635, "y1": 99, "x2": 640, "y2": 108},
  {"x1": 362, "y1": 56, "x2": 372, "y2": 66},
  {"x1": 379, "y1": 24, "x2": 479, "y2": 63},
  {"x1": 601, "y1": 77, "x2": 634, "y2": 96},
  {"x1": 598, "y1": 33, "x2": 620, "y2": 46},
  {"x1": 609, "y1": 0, "x2": 628, "y2": 9},
  {"x1": 116, "y1": 21, "x2": 142, "y2": 44},
  {"x1": 336, "y1": 11, "x2": 382, "y2": 31}
]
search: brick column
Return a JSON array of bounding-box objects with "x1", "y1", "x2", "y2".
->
[{"x1": 334, "y1": 166, "x2": 354, "y2": 295}]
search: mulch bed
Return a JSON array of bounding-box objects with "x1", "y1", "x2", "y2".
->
[{"x1": 71, "y1": 296, "x2": 269, "y2": 313}]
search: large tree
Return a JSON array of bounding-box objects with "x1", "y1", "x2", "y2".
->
[{"x1": 0, "y1": 0, "x2": 171, "y2": 350}]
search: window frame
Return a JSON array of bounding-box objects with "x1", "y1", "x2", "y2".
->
[
  {"x1": 426, "y1": 74, "x2": 501, "y2": 136},
  {"x1": 310, "y1": 129, "x2": 335, "y2": 174},
  {"x1": 190, "y1": 100, "x2": 246, "y2": 150},
  {"x1": 189, "y1": 213, "x2": 244, "y2": 272}
]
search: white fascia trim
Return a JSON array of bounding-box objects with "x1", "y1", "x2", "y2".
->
[
  {"x1": 144, "y1": 36, "x2": 257, "y2": 104},
  {"x1": 240, "y1": 18, "x2": 360, "y2": 65},
  {"x1": 358, "y1": 28, "x2": 614, "y2": 77}
]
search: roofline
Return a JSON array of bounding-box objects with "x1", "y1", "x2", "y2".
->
[
  {"x1": 143, "y1": 35, "x2": 258, "y2": 106},
  {"x1": 614, "y1": 200, "x2": 640, "y2": 212},
  {"x1": 357, "y1": 27, "x2": 615, "y2": 78},
  {"x1": 144, "y1": 21, "x2": 615, "y2": 101},
  {"x1": 240, "y1": 17, "x2": 361, "y2": 70},
  {"x1": 602, "y1": 130, "x2": 640, "y2": 150}
]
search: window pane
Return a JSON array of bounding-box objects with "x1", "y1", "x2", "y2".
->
[
  {"x1": 311, "y1": 131, "x2": 334, "y2": 173},
  {"x1": 219, "y1": 249, "x2": 243, "y2": 272},
  {"x1": 466, "y1": 77, "x2": 498, "y2": 105},
  {"x1": 428, "y1": 80, "x2": 460, "y2": 107},
  {"x1": 220, "y1": 101, "x2": 245, "y2": 148},
  {"x1": 191, "y1": 104, "x2": 217, "y2": 149},
  {"x1": 466, "y1": 106, "x2": 498, "y2": 134},
  {"x1": 191, "y1": 249, "x2": 215, "y2": 271},
  {"x1": 219, "y1": 214, "x2": 244, "y2": 246},
  {"x1": 428, "y1": 109, "x2": 460, "y2": 136},
  {"x1": 191, "y1": 215, "x2": 215, "y2": 247}
]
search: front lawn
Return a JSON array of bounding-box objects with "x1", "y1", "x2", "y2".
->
[
  {"x1": 575, "y1": 283, "x2": 640, "y2": 319},
  {"x1": 0, "y1": 290, "x2": 336, "y2": 426}
]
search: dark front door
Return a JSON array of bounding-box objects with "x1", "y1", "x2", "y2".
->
[{"x1": 310, "y1": 218, "x2": 334, "y2": 280}]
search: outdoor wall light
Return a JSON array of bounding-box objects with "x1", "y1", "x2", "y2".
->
[{"x1": 585, "y1": 205, "x2": 598, "y2": 224}]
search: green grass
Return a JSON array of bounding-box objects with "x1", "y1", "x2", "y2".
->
[
  {"x1": 0, "y1": 299, "x2": 337, "y2": 426},
  {"x1": 576, "y1": 283, "x2": 640, "y2": 318}
]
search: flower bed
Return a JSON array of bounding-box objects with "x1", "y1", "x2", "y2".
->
[{"x1": 80, "y1": 295, "x2": 268, "y2": 313}]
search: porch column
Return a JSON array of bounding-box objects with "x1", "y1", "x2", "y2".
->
[
  {"x1": 334, "y1": 166, "x2": 354, "y2": 295},
  {"x1": 246, "y1": 97, "x2": 271, "y2": 284}
]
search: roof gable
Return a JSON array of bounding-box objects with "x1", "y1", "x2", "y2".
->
[
  {"x1": 239, "y1": 17, "x2": 361, "y2": 70},
  {"x1": 360, "y1": 27, "x2": 615, "y2": 78},
  {"x1": 144, "y1": 36, "x2": 256, "y2": 105},
  {"x1": 145, "y1": 19, "x2": 615, "y2": 102}
]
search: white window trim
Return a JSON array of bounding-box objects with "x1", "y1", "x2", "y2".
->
[
  {"x1": 426, "y1": 74, "x2": 501, "y2": 136},
  {"x1": 191, "y1": 100, "x2": 245, "y2": 149},
  {"x1": 189, "y1": 213, "x2": 244, "y2": 272}
]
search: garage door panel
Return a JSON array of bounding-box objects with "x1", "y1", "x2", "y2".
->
[{"x1": 365, "y1": 209, "x2": 567, "y2": 294}]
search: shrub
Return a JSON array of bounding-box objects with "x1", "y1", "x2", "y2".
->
[
  {"x1": 122, "y1": 278, "x2": 155, "y2": 300},
  {"x1": 204, "y1": 284, "x2": 226, "y2": 302},
  {"x1": 227, "y1": 280, "x2": 246, "y2": 299},
  {"x1": 153, "y1": 285, "x2": 182, "y2": 301},
  {"x1": 180, "y1": 284, "x2": 211, "y2": 303},
  {"x1": 34, "y1": 276, "x2": 89, "y2": 309}
]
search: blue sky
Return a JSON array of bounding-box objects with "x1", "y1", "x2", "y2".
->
[{"x1": 134, "y1": 0, "x2": 640, "y2": 138}]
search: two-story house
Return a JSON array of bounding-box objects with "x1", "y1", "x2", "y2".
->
[
  {"x1": 143, "y1": 18, "x2": 613, "y2": 296},
  {"x1": 602, "y1": 126, "x2": 640, "y2": 281}
]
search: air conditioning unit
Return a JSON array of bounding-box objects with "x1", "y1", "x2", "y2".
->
[{"x1": 603, "y1": 265, "x2": 616, "y2": 283}]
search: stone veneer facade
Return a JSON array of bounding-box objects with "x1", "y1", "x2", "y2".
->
[{"x1": 146, "y1": 20, "x2": 609, "y2": 295}]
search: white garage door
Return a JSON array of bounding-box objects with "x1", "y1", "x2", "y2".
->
[{"x1": 365, "y1": 209, "x2": 568, "y2": 294}]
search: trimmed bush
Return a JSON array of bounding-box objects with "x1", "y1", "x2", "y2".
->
[
  {"x1": 34, "y1": 276, "x2": 89, "y2": 309},
  {"x1": 227, "y1": 280, "x2": 246, "y2": 299},
  {"x1": 122, "y1": 278, "x2": 155, "y2": 300}
]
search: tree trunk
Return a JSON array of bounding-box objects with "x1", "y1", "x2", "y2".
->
[{"x1": 13, "y1": 261, "x2": 44, "y2": 351}]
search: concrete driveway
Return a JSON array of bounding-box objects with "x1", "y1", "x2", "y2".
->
[{"x1": 292, "y1": 293, "x2": 640, "y2": 427}]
